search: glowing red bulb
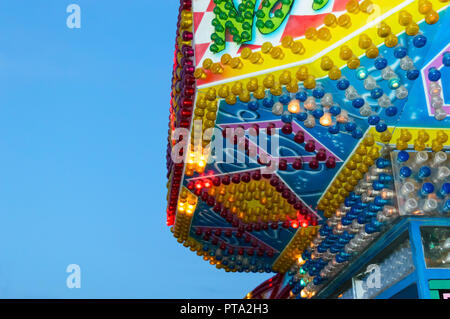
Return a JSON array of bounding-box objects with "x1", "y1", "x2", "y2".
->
[{"x1": 203, "y1": 179, "x2": 211, "y2": 188}]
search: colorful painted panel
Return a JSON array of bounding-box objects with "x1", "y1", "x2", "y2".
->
[{"x1": 166, "y1": 0, "x2": 450, "y2": 284}]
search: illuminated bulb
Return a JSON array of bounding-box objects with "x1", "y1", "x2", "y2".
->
[
  {"x1": 383, "y1": 206, "x2": 398, "y2": 216},
  {"x1": 388, "y1": 78, "x2": 401, "y2": 90},
  {"x1": 195, "y1": 181, "x2": 203, "y2": 189},
  {"x1": 356, "y1": 66, "x2": 368, "y2": 80},
  {"x1": 198, "y1": 157, "x2": 206, "y2": 167},
  {"x1": 381, "y1": 189, "x2": 394, "y2": 199},
  {"x1": 319, "y1": 112, "x2": 333, "y2": 126},
  {"x1": 334, "y1": 222, "x2": 344, "y2": 235},
  {"x1": 188, "y1": 152, "x2": 196, "y2": 164},
  {"x1": 297, "y1": 256, "x2": 306, "y2": 265},
  {"x1": 288, "y1": 99, "x2": 301, "y2": 113}
]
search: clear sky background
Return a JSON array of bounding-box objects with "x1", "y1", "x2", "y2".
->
[{"x1": 0, "y1": 0, "x2": 271, "y2": 298}]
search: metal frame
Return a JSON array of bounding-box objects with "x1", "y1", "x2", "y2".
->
[
  {"x1": 316, "y1": 217, "x2": 450, "y2": 299},
  {"x1": 408, "y1": 218, "x2": 450, "y2": 299}
]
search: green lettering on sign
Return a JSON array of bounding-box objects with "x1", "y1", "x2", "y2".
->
[
  {"x1": 312, "y1": 0, "x2": 329, "y2": 10},
  {"x1": 209, "y1": 0, "x2": 330, "y2": 53},
  {"x1": 255, "y1": 0, "x2": 295, "y2": 34},
  {"x1": 210, "y1": 0, "x2": 258, "y2": 53}
]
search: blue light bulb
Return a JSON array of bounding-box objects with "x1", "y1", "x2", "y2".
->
[
  {"x1": 352, "y1": 97, "x2": 365, "y2": 108},
  {"x1": 413, "y1": 34, "x2": 427, "y2": 48},
  {"x1": 406, "y1": 69, "x2": 420, "y2": 80},
  {"x1": 443, "y1": 52, "x2": 450, "y2": 67},
  {"x1": 400, "y1": 166, "x2": 412, "y2": 178},
  {"x1": 428, "y1": 67, "x2": 441, "y2": 82},
  {"x1": 281, "y1": 111, "x2": 293, "y2": 123},
  {"x1": 352, "y1": 128, "x2": 363, "y2": 139},
  {"x1": 296, "y1": 90, "x2": 307, "y2": 102},
  {"x1": 438, "y1": 183, "x2": 450, "y2": 198},
  {"x1": 248, "y1": 100, "x2": 259, "y2": 111},
  {"x1": 345, "y1": 121, "x2": 356, "y2": 132},
  {"x1": 385, "y1": 106, "x2": 398, "y2": 117},
  {"x1": 262, "y1": 97, "x2": 274, "y2": 108},
  {"x1": 371, "y1": 87, "x2": 384, "y2": 99},
  {"x1": 296, "y1": 112, "x2": 308, "y2": 121},
  {"x1": 443, "y1": 199, "x2": 450, "y2": 213},
  {"x1": 421, "y1": 182, "x2": 435, "y2": 196},
  {"x1": 379, "y1": 173, "x2": 393, "y2": 182},
  {"x1": 329, "y1": 105, "x2": 341, "y2": 115},
  {"x1": 397, "y1": 151, "x2": 409, "y2": 163},
  {"x1": 376, "y1": 158, "x2": 390, "y2": 168},
  {"x1": 328, "y1": 124, "x2": 340, "y2": 134},
  {"x1": 337, "y1": 77, "x2": 350, "y2": 90},
  {"x1": 418, "y1": 166, "x2": 431, "y2": 179},
  {"x1": 368, "y1": 115, "x2": 380, "y2": 125},
  {"x1": 394, "y1": 46, "x2": 407, "y2": 59},
  {"x1": 374, "y1": 57, "x2": 388, "y2": 70},
  {"x1": 279, "y1": 94, "x2": 291, "y2": 105},
  {"x1": 375, "y1": 122, "x2": 387, "y2": 132},
  {"x1": 312, "y1": 85, "x2": 325, "y2": 98},
  {"x1": 312, "y1": 108, "x2": 324, "y2": 119},
  {"x1": 373, "y1": 181, "x2": 385, "y2": 190}
]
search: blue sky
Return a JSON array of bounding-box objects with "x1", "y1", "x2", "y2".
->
[{"x1": 0, "y1": 0, "x2": 270, "y2": 298}]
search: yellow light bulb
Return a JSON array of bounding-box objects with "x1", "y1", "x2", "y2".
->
[
  {"x1": 297, "y1": 256, "x2": 305, "y2": 265},
  {"x1": 300, "y1": 289, "x2": 308, "y2": 298},
  {"x1": 319, "y1": 112, "x2": 333, "y2": 126}
]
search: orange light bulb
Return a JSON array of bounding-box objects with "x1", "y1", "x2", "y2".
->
[
  {"x1": 319, "y1": 112, "x2": 333, "y2": 127},
  {"x1": 288, "y1": 99, "x2": 301, "y2": 113}
]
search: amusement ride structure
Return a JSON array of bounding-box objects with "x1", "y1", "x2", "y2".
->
[{"x1": 166, "y1": 0, "x2": 450, "y2": 299}]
